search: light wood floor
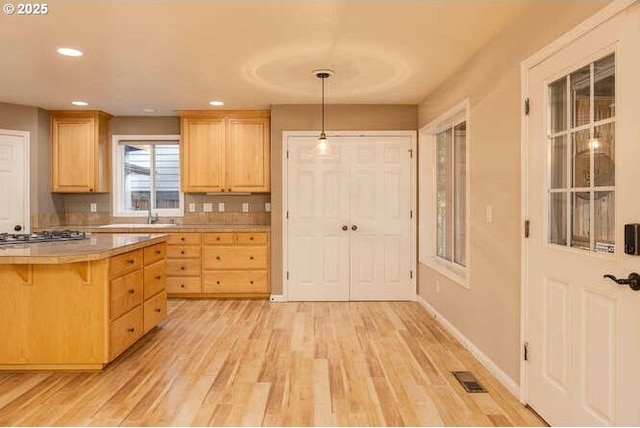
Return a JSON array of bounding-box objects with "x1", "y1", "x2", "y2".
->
[{"x1": 0, "y1": 300, "x2": 544, "y2": 426}]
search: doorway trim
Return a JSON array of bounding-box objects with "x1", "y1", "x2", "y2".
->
[
  {"x1": 519, "y1": 0, "x2": 636, "y2": 405},
  {"x1": 282, "y1": 130, "x2": 417, "y2": 302},
  {"x1": 0, "y1": 129, "x2": 30, "y2": 233}
]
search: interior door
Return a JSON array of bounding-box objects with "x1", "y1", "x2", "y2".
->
[
  {"x1": 525, "y1": 4, "x2": 640, "y2": 425},
  {"x1": 287, "y1": 136, "x2": 350, "y2": 301},
  {"x1": 350, "y1": 137, "x2": 413, "y2": 300},
  {"x1": 286, "y1": 134, "x2": 414, "y2": 301},
  {"x1": 0, "y1": 131, "x2": 28, "y2": 234}
]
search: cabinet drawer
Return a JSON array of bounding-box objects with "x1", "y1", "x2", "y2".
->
[
  {"x1": 167, "y1": 245, "x2": 201, "y2": 259},
  {"x1": 202, "y1": 246, "x2": 268, "y2": 270},
  {"x1": 235, "y1": 232, "x2": 268, "y2": 245},
  {"x1": 167, "y1": 233, "x2": 201, "y2": 246},
  {"x1": 110, "y1": 269, "x2": 143, "y2": 319},
  {"x1": 166, "y1": 258, "x2": 201, "y2": 277},
  {"x1": 202, "y1": 270, "x2": 268, "y2": 294},
  {"x1": 110, "y1": 305, "x2": 143, "y2": 359},
  {"x1": 166, "y1": 277, "x2": 202, "y2": 294},
  {"x1": 110, "y1": 249, "x2": 143, "y2": 278},
  {"x1": 144, "y1": 260, "x2": 166, "y2": 299},
  {"x1": 144, "y1": 243, "x2": 166, "y2": 265},
  {"x1": 143, "y1": 291, "x2": 167, "y2": 333},
  {"x1": 203, "y1": 232, "x2": 234, "y2": 245}
]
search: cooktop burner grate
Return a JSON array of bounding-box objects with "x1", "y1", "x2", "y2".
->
[{"x1": 0, "y1": 230, "x2": 88, "y2": 245}]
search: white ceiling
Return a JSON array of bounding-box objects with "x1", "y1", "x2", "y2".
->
[{"x1": 0, "y1": 0, "x2": 531, "y2": 116}]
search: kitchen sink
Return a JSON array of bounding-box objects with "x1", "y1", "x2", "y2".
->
[{"x1": 98, "y1": 223, "x2": 178, "y2": 228}]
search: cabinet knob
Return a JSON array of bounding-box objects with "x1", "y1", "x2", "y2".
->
[
  {"x1": 127, "y1": 259, "x2": 135, "y2": 264},
  {"x1": 250, "y1": 280, "x2": 254, "y2": 284},
  {"x1": 216, "y1": 280, "x2": 220, "y2": 284},
  {"x1": 128, "y1": 289, "x2": 135, "y2": 294},
  {"x1": 216, "y1": 256, "x2": 221, "y2": 260},
  {"x1": 216, "y1": 237, "x2": 220, "y2": 241},
  {"x1": 155, "y1": 308, "x2": 162, "y2": 313},
  {"x1": 180, "y1": 250, "x2": 185, "y2": 255},
  {"x1": 180, "y1": 284, "x2": 185, "y2": 288},
  {"x1": 228, "y1": 188, "x2": 231, "y2": 192},
  {"x1": 89, "y1": 189, "x2": 94, "y2": 192},
  {"x1": 127, "y1": 327, "x2": 135, "y2": 334},
  {"x1": 155, "y1": 275, "x2": 162, "y2": 280},
  {"x1": 249, "y1": 256, "x2": 254, "y2": 260},
  {"x1": 250, "y1": 236, "x2": 254, "y2": 241},
  {"x1": 181, "y1": 237, "x2": 185, "y2": 241},
  {"x1": 180, "y1": 266, "x2": 185, "y2": 270},
  {"x1": 155, "y1": 250, "x2": 161, "y2": 255}
]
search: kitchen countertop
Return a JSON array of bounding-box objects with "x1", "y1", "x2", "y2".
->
[
  {"x1": 54, "y1": 224, "x2": 271, "y2": 233},
  {"x1": 0, "y1": 233, "x2": 168, "y2": 264}
]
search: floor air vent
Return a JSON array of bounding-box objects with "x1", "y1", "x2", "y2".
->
[{"x1": 451, "y1": 371, "x2": 487, "y2": 393}]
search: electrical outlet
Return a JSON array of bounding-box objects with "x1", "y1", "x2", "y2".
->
[
  {"x1": 486, "y1": 206, "x2": 492, "y2": 223},
  {"x1": 265, "y1": 202, "x2": 271, "y2": 212},
  {"x1": 218, "y1": 202, "x2": 225, "y2": 212},
  {"x1": 90, "y1": 203, "x2": 97, "y2": 213},
  {"x1": 242, "y1": 203, "x2": 249, "y2": 213},
  {"x1": 203, "y1": 202, "x2": 213, "y2": 213},
  {"x1": 188, "y1": 202, "x2": 196, "y2": 212}
]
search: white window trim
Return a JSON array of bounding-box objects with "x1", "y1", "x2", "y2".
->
[
  {"x1": 419, "y1": 99, "x2": 471, "y2": 288},
  {"x1": 111, "y1": 134, "x2": 184, "y2": 218}
]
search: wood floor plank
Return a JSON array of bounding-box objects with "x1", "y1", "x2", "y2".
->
[{"x1": 0, "y1": 300, "x2": 544, "y2": 427}]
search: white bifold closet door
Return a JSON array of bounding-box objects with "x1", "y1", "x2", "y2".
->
[{"x1": 286, "y1": 134, "x2": 414, "y2": 301}]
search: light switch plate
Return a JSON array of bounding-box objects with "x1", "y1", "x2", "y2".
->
[
  {"x1": 265, "y1": 202, "x2": 271, "y2": 212},
  {"x1": 188, "y1": 202, "x2": 196, "y2": 212},
  {"x1": 242, "y1": 203, "x2": 249, "y2": 213},
  {"x1": 203, "y1": 202, "x2": 213, "y2": 213},
  {"x1": 218, "y1": 202, "x2": 225, "y2": 212},
  {"x1": 90, "y1": 203, "x2": 97, "y2": 213}
]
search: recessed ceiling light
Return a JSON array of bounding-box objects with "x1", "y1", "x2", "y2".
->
[
  {"x1": 71, "y1": 101, "x2": 88, "y2": 106},
  {"x1": 57, "y1": 47, "x2": 83, "y2": 57},
  {"x1": 209, "y1": 100, "x2": 224, "y2": 106}
]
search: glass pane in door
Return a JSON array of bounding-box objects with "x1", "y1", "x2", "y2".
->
[
  {"x1": 549, "y1": 193, "x2": 567, "y2": 245},
  {"x1": 550, "y1": 136, "x2": 567, "y2": 189},
  {"x1": 594, "y1": 54, "x2": 615, "y2": 122},
  {"x1": 572, "y1": 129, "x2": 591, "y2": 187},
  {"x1": 571, "y1": 65, "x2": 591, "y2": 128},
  {"x1": 594, "y1": 191, "x2": 615, "y2": 252},
  {"x1": 571, "y1": 192, "x2": 590, "y2": 250},
  {"x1": 549, "y1": 77, "x2": 567, "y2": 133},
  {"x1": 593, "y1": 123, "x2": 615, "y2": 186}
]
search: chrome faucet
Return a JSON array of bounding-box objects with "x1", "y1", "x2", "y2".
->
[{"x1": 148, "y1": 209, "x2": 159, "y2": 224}]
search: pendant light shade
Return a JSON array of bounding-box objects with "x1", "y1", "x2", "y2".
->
[{"x1": 310, "y1": 69, "x2": 336, "y2": 158}]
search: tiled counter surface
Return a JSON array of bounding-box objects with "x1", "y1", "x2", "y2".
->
[{"x1": 0, "y1": 233, "x2": 168, "y2": 264}]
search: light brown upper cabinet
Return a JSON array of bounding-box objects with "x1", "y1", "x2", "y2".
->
[
  {"x1": 51, "y1": 110, "x2": 112, "y2": 193},
  {"x1": 179, "y1": 111, "x2": 270, "y2": 193}
]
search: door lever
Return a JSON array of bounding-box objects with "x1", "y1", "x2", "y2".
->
[{"x1": 603, "y1": 272, "x2": 640, "y2": 291}]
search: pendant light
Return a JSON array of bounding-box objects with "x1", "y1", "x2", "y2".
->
[{"x1": 310, "y1": 69, "x2": 336, "y2": 158}]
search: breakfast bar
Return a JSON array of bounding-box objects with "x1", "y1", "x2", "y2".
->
[{"x1": 0, "y1": 233, "x2": 168, "y2": 371}]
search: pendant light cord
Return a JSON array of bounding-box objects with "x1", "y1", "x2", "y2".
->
[{"x1": 321, "y1": 75, "x2": 326, "y2": 137}]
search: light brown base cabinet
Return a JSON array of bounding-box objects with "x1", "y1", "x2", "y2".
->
[
  {"x1": 0, "y1": 242, "x2": 167, "y2": 370},
  {"x1": 166, "y1": 231, "x2": 270, "y2": 299}
]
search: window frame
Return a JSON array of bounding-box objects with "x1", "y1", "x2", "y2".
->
[
  {"x1": 419, "y1": 99, "x2": 470, "y2": 288},
  {"x1": 112, "y1": 134, "x2": 184, "y2": 218}
]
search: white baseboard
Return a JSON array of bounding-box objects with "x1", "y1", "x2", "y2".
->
[
  {"x1": 269, "y1": 294, "x2": 286, "y2": 302},
  {"x1": 416, "y1": 295, "x2": 520, "y2": 397}
]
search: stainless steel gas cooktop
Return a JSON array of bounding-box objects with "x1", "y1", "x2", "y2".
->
[{"x1": 0, "y1": 230, "x2": 88, "y2": 245}]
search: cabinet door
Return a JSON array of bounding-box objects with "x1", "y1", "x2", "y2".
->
[
  {"x1": 181, "y1": 118, "x2": 225, "y2": 192},
  {"x1": 226, "y1": 117, "x2": 270, "y2": 192},
  {"x1": 52, "y1": 117, "x2": 94, "y2": 192}
]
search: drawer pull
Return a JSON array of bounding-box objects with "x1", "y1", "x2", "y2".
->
[
  {"x1": 216, "y1": 280, "x2": 220, "y2": 284},
  {"x1": 180, "y1": 250, "x2": 185, "y2": 255},
  {"x1": 250, "y1": 236, "x2": 254, "y2": 241},
  {"x1": 154, "y1": 308, "x2": 162, "y2": 313},
  {"x1": 154, "y1": 275, "x2": 162, "y2": 280},
  {"x1": 127, "y1": 327, "x2": 135, "y2": 334},
  {"x1": 216, "y1": 237, "x2": 220, "y2": 241},
  {"x1": 250, "y1": 280, "x2": 254, "y2": 284},
  {"x1": 249, "y1": 256, "x2": 254, "y2": 260},
  {"x1": 128, "y1": 289, "x2": 135, "y2": 294},
  {"x1": 180, "y1": 284, "x2": 185, "y2": 288},
  {"x1": 155, "y1": 249, "x2": 161, "y2": 255},
  {"x1": 180, "y1": 266, "x2": 185, "y2": 270},
  {"x1": 180, "y1": 237, "x2": 185, "y2": 241},
  {"x1": 216, "y1": 256, "x2": 221, "y2": 260},
  {"x1": 127, "y1": 259, "x2": 135, "y2": 264}
]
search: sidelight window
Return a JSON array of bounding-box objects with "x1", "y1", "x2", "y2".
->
[
  {"x1": 112, "y1": 135, "x2": 183, "y2": 217},
  {"x1": 547, "y1": 53, "x2": 615, "y2": 252}
]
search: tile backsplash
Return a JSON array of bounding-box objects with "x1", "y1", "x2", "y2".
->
[{"x1": 50, "y1": 193, "x2": 271, "y2": 226}]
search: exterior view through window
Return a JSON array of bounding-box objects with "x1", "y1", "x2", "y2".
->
[{"x1": 436, "y1": 120, "x2": 467, "y2": 266}]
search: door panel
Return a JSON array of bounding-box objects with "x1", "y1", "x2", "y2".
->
[
  {"x1": 287, "y1": 135, "x2": 414, "y2": 301},
  {"x1": 525, "y1": 4, "x2": 640, "y2": 425},
  {"x1": 0, "y1": 132, "x2": 27, "y2": 234}
]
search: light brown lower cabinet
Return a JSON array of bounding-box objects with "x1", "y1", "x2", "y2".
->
[
  {"x1": 0, "y1": 241, "x2": 167, "y2": 370},
  {"x1": 166, "y1": 230, "x2": 270, "y2": 299}
]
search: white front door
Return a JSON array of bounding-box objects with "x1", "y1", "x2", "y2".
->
[
  {"x1": 0, "y1": 130, "x2": 29, "y2": 234},
  {"x1": 286, "y1": 133, "x2": 415, "y2": 301},
  {"x1": 525, "y1": 4, "x2": 640, "y2": 425}
]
